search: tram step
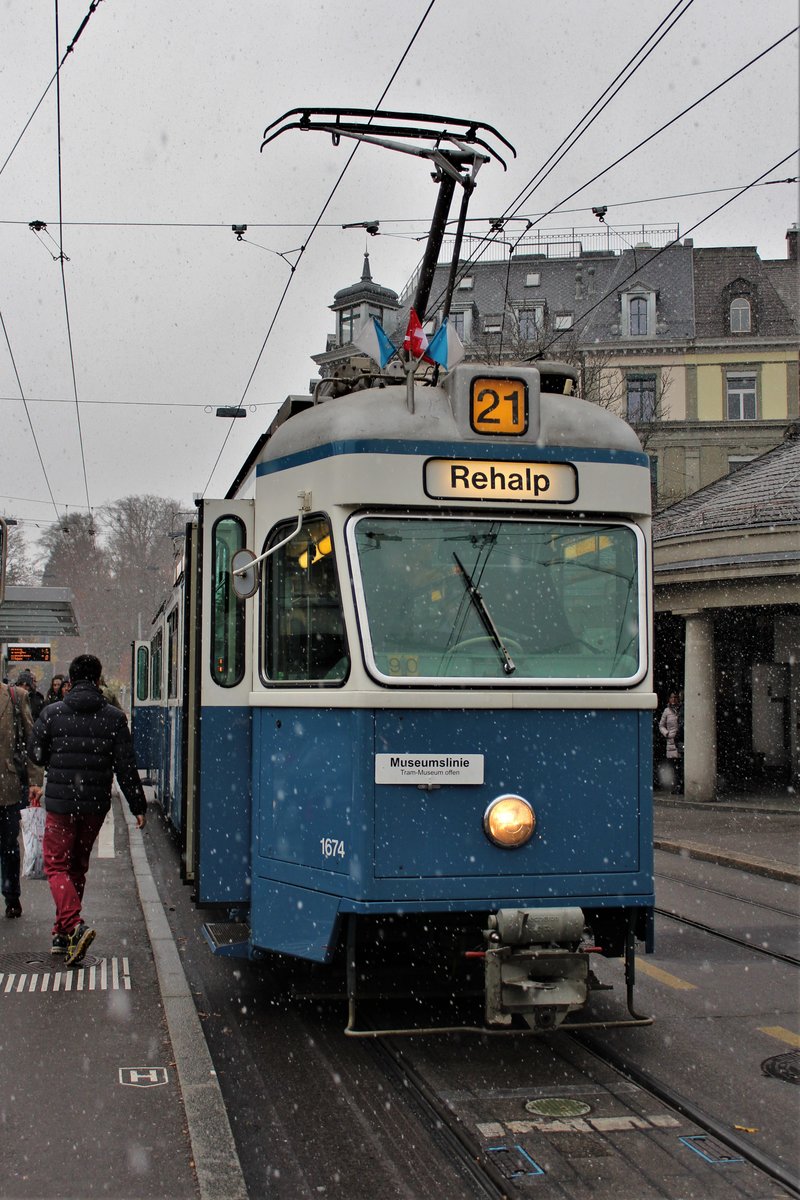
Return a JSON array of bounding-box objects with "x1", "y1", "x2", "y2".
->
[{"x1": 202, "y1": 922, "x2": 251, "y2": 958}]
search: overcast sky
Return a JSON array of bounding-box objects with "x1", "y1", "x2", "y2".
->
[{"x1": 1, "y1": 0, "x2": 797, "y2": 561}]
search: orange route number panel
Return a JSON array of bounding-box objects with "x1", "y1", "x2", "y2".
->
[{"x1": 470, "y1": 377, "x2": 529, "y2": 436}]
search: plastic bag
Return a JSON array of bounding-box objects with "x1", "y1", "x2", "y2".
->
[{"x1": 21, "y1": 805, "x2": 46, "y2": 879}]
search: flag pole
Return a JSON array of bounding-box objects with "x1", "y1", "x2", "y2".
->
[{"x1": 405, "y1": 353, "x2": 415, "y2": 414}]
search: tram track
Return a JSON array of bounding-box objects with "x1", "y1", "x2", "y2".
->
[
  {"x1": 366, "y1": 1019, "x2": 800, "y2": 1200},
  {"x1": 655, "y1": 905, "x2": 800, "y2": 966},
  {"x1": 655, "y1": 867, "x2": 799, "y2": 920},
  {"x1": 572, "y1": 1031, "x2": 800, "y2": 1199},
  {"x1": 369, "y1": 1035, "x2": 512, "y2": 1200}
]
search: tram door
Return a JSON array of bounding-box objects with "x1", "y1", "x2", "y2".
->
[{"x1": 192, "y1": 499, "x2": 255, "y2": 904}]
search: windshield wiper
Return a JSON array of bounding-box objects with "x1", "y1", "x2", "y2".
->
[{"x1": 452, "y1": 552, "x2": 516, "y2": 675}]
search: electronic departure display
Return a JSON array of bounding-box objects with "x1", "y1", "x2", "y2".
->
[{"x1": 8, "y1": 644, "x2": 52, "y2": 662}]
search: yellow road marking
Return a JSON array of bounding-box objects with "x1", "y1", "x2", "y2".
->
[
  {"x1": 637, "y1": 960, "x2": 697, "y2": 990},
  {"x1": 758, "y1": 1026, "x2": 800, "y2": 1048}
]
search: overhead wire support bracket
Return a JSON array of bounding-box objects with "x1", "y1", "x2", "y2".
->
[{"x1": 260, "y1": 108, "x2": 515, "y2": 322}]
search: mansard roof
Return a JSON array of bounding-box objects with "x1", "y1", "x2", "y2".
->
[
  {"x1": 692, "y1": 246, "x2": 798, "y2": 339},
  {"x1": 654, "y1": 426, "x2": 800, "y2": 540}
]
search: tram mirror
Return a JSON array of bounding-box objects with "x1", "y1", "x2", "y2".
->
[{"x1": 231, "y1": 548, "x2": 259, "y2": 598}]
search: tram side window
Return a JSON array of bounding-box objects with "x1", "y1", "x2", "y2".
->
[
  {"x1": 150, "y1": 629, "x2": 163, "y2": 700},
  {"x1": 166, "y1": 607, "x2": 179, "y2": 699},
  {"x1": 136, "y1": 646, "x2": 149, "y2": 702},
  {"x1": 211, "y1": 515, "x2": 246, "y2": 687},
  {"x1": 262, "y1": 515, "x2": 348, "y2": 684}
]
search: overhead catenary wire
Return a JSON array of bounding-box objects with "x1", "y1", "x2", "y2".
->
[
  {"x1": 425, "y1": 24, "x2": 799, "y2": 320},
  {"x1": 0, "y1": 0, "x2": 104, "y2": 181},
  {"x1": 198, "y1": 0, "x2": 441, "y2": 498},
  {"x1": 502, "y1": 0, "x2": 696, "y2": 219},
  {"x1": 0, "y1": 311, "x2": 62, "y2": 523},
  {"x1": 0, "y1": 174, "x2": 796, "y2": 232},
  {"x1": 53, "y1": 0, "x2": 92, "y2": 516}
]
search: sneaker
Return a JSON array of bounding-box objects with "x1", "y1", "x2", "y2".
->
[
  {"x1": 5, "y1": 899, "x2": 22, "y2": 918},
  {"x1": 51, "y1": 934, "x2": 69, "y2": 955},
  {"x1": 64, "y1": 923, "x2": 95, "y2": 967}
]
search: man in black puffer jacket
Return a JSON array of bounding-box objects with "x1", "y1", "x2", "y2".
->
[{"x1": 28, "y1": 654, "x2": 147, "y2": 966}]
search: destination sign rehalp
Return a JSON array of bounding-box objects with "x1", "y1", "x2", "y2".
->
[{"x1": 425, "y1": 458, "x2": 577, "y2": 503}]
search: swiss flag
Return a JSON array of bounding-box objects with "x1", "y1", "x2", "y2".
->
[{"x1": 403, "y1": 309, "x2": 429, "y2": 358}]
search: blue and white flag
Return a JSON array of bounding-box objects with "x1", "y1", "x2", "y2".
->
[
  {"x1": 425, "y1": 317, "x2": 465, "y2": 370},
  {"x1": 354, "y1": 316, "x2": 397, "y2": 369}
]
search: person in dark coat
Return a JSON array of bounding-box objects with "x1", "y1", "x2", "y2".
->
[
  {"x1": 15, "y1": 670, "x2": 45, "y2": 721},
  {"x1": 28, "y1": 653, "x2": 147, "y2": 965}
]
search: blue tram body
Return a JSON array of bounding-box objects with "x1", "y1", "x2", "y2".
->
[{"x1": 133, "y1": 361, "x2": 656, "y2": 1031}]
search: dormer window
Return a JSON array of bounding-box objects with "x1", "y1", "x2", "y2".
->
[
  {"x1": 621, "y1": 288, "x2": 655, "y2": 337},
  {"x1": 730, "y1": 297, "x2": 751, "y2": 333},
  {"x1": 629, "y1": 296, "x2": 648, "y2": 335}
]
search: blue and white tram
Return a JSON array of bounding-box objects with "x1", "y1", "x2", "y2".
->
[{"x1": 133, "y1": 360, "x2": 655, "y2": 1031}]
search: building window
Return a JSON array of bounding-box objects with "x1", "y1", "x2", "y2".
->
[
  {"x1": 621, "y1": 290, "x2": 656, "y2": 337},
  {"x1": 554, "y1": 313, "x2": 573, "y2": 330},
  {"x1": 728, "y1": 455, "x2": 756, "y2": 473},
  {"x1": 729, "y1": 297, "x2": 751, "y2": 333},
  {"x1": 457, "y1": 276, "x2": 473, "y2": 290},
  {"x1": 518, "y1": 307, "x2": 543, "y2": 340},
  {"x1": 626, "y1": 374, "x2": 656, "y2": 422},
  {"x1": 450, "y1": 310, "x2": 468, "y2": 340},
  {"x1": 338, "y1": 306, "x2": 360, "y2": 344},
  {"x1": 525, "y1": 272, "x2": 541, "y2": 287},
  {"x1": 629, "y1": 296, "x2": 648, "y2": 336},
  {"x1": 726, "y1": 373, "x2": 757, "y2": 420}
]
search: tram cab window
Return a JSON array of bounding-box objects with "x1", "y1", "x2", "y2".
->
[
  {"x1": 211, "y1": 515, "x2": 246, "y2": 687},
  {"x1": 261, "y1": 515, "x2": 348, "y2": 684},
  {"x1": 351, "y1": 515, "x2": 644, "y2": 685}
]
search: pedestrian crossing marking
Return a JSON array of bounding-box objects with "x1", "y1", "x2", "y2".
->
[{"x1": 0, "y1": 957, "x2": 131, "y2": 994}]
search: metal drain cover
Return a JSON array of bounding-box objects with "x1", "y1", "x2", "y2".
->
[
  {"x1": 525, "y1": 1097, "x2": 592, "y2": 1117},
  {"x1": 762, "y1": 1050, "x2": 800, "y2": 1085},
  {"x1": 0, "y1": 951, "x2": 101, "y2": 972}
]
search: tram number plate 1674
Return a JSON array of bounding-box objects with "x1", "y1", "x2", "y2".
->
[{"x1": 320, "y1": 838, "x2": 346, "y2": 859}]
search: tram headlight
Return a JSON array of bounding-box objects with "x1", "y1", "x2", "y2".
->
[{"x1": 483, "y1": 794, "x2": 535, "y2": 848}]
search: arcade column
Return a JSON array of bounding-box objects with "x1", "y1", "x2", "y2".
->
[{"x1": 683, "y1": 610, "x2": 717, "y2": 802}]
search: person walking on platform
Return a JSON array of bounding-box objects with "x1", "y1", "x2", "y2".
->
[
  {"x1": 15, "y1": 670, "x2": 45, "y2": 720},
  {"x1": 28, "y1": 654, "x2": 147, "y2": 966},
  {"x1": 1, "y1": 680, "x2": 43, "y2": 917}
]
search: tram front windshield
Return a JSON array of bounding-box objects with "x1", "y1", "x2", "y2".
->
[{"x1": 351, "y1": 515, "x2": 643, "y2": 683}]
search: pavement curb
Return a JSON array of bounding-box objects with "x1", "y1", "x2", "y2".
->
[
  {"x1": 124, "y1": 803, "x2": 249, "y2": 1200},
  {"x1": 654, "y1": 837, "x2": 800, "y2": 885}
]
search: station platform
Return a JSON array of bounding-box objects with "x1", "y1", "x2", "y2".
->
[
  {"x1": 0, "y1": 795, "x2": 247, "y2": 1200},
  {"x1": 1, "y1": 787, "x2": 796, "y2": 1198}
]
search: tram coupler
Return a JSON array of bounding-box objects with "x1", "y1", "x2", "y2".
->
[{"x1": 483, "y1": 907, "x2": 588, "y2": 1031}]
